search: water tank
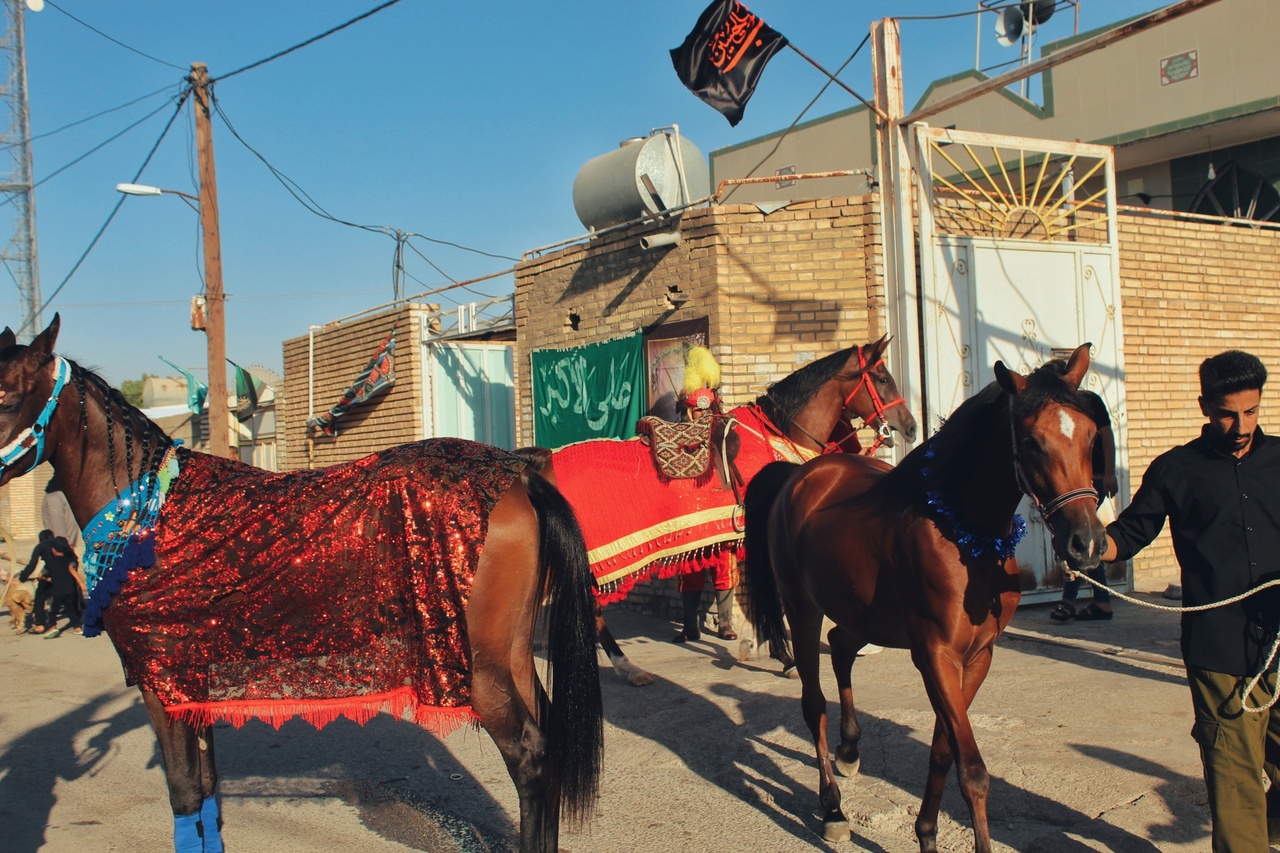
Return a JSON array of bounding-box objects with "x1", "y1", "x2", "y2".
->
[{"x1": 572, "y1": 132, "x2": 710, "y2": 232}]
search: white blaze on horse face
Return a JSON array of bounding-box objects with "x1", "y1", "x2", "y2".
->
[{"x1": 1057, "y1": 408, "x2": 1075, "y2": 442}]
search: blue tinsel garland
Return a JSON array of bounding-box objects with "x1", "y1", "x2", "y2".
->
[{"x1": 921, "y1": 446, "x2": 1026, "y2": 560}]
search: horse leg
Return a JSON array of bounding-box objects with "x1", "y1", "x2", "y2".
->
[
  {"x1": 790, "y1": 606, "x2": 849, "y2": 842},
  {"x1": 141, "y1": 690, "x2": 222, "y2": 853},
  {"x1": 827, "y1": 625, "x2": 863, "y2": 777},
  {"x1": 468, "y1": 489, "x2": 556, "y2": 853},
  {"x1": 912, "y1": 646, "x2": 996, "y2": 853},
  {"x1": 596, "y1": 604, "x2": 654, "y2": 687}
]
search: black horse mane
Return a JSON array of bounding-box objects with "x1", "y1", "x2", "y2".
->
[
  {"x1": 65, "y1": 358, "x2": 174, "y2": 490},
  {"x1": 876, "y1": 360, "x2": 1095, "y2": 510},
  {"x1": 755, "y1": 346, "x2": 863, "y2": 432}
]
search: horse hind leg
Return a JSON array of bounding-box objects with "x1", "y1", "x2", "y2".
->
[
  {"x1": 142, "y1": 690, "x2": 223, "y2": 853},
  {"x1": 827, "y1": 625, "x2": 864, "y2": 778},
  {"x1": 789, "y1": 607, "x2": 850, "y2": 843},
  {"x1": 596, "y1": 604, "x2": 654, "y2": 687}
]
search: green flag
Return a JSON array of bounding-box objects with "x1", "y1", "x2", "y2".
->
[
  {"x1": 158, "y1": 355, "x2": 208, "y2": 415},
  {"x1": 531, "y1": 332, "x2": 645, "y2": 447},
  {"x1": 229, "y1": 359, "x2": 260, "y2": 423}
]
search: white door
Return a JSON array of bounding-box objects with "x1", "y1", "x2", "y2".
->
[{"x1": 915, "y1": 128, "x2": 1128, "y2": 602}]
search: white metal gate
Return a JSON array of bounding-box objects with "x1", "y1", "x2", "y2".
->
[{"x1": 914, "y1": 126, "x2": 1129, "y2": 602}]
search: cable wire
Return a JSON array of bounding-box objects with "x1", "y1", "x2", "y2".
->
[
  {"x1": 721, "y1": 33, "x2": 871, "y2": 205},
  {"x1": 212, "y1": 0, "x2": 404, "y2": 83},
  {"x1": 19, "y1": 88, "x2": 193, "y2": 336},
  {"x1": 45, "y1": 0, "x2": 186, "y2": 70},
  {"x1": 0, "y1": 96, "x2": 180, "y2": 211},
  {"x1": 0, "y1": 83, "x2": 177, "y2": 151}
]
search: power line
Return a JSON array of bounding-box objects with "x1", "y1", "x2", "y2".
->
[
  {"x1": 20, "y1": 87, "x2": 193, "y2": 335},
  {"x1": 0, "y1": 95, "x2": 181, "y2": 210},
  {"x1": 44, "y1": 0, "x2": 186, "y2": 70},
  {"x1": 721, "y1": 33, "x2": 871, "y2": 204},
  {"x1": 210, "y1": 95, "x2": 521, "y2": 263},
  {"x1": 0, "y1": 83, "x2": 176, "y2": 151},
  {"x1": 212, "y1": 0, "x2": 404, "y2": 83}
]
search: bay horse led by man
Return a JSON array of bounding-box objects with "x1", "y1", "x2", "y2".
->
[
  {"x1": 0, "y1": 316, "x2": 602, "y2": 853},
  {"x1": 544, "y1": 336, "x2": 916, "y2": 685},
  {"x1": 744, "y1": 344, "x2": 1104, "y2": 852}
]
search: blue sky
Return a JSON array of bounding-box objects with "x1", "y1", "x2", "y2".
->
[{"x1": 14, "y1": 0, "x2": 1166, "y2": 388}]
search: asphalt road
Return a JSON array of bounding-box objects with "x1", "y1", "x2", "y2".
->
[{"x1": 0, "y1": 588, "x2": 1214, "y2": 853}]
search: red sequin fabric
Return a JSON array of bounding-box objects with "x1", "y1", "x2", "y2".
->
[{"x1": 100, "y1": 439, "x2": 527, "y2": 733}]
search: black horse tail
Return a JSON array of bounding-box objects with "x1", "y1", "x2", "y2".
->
[
  {"x1": 524, "y1": 469, "x2": 603, "y2": 828},
  {"x1": 743, "y1": 461, "x2": 800, "y2": 663}
]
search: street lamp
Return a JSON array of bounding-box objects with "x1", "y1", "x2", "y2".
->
[{"x1": 116, "y1": 179, "x2": 229, "y2": 458}]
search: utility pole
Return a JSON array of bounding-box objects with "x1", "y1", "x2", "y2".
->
[
  {"x1": 0, "y1": 0, "x2": 41, "y2": 339},
  {"x1": 190, "y1": 62, "x2": 230, "y2": 458}
]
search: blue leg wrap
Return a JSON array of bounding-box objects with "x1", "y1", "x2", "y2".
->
[
  {"x1": 200, "y1": 796, "x2": 224, "y2": 853},
  {"x1": 174, "y1": 811, "x2": 203, "y2": 853}
]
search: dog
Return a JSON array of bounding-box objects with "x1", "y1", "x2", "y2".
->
[{"x1": 4, "y1": 578, "x2": 36, "y2": 634}]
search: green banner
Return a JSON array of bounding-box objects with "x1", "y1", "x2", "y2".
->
[{"x1": 532, "y1": 332, "x2": 645, "y2": 447}]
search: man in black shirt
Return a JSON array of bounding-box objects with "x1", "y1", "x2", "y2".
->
[{"x1": 1103, "y1": 350, "x2": 1280, "y2": 852}]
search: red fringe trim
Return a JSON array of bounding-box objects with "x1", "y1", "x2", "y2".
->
[
  {"x1": 595, "y1": 542, "x2": 744, "y2": 605},
  {"x1": 164, "y1": 686, "x2": 479, "y2": 735}
]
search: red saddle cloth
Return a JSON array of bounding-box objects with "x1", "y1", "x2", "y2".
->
[
  {"x1": 101, "y1": 440, "x2": 528, "y2": 733},
  {"x1": 553, "y1": 404, "x2": 817, "y2": 603}
]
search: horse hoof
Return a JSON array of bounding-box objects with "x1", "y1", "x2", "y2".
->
[
  {"x1": 835, "y1": 755, "x2": 861, "y2": 777},
  {"x1": 822, "y1": 820, "x2": 852, "y2": 843},
  {"x1": 783, "y1": 665, "x2": 800, "y2": 680},
  {"x1": 628, "y1": 671, "x2": 655, "y2": 687}
]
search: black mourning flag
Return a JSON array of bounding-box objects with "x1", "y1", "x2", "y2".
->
[{"x1": 670, "y1": 0, "x2": 788, "y2": 127}]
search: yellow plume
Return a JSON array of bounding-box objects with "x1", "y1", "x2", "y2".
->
[{"x1": 681, "y1": 345, "x2": 721, "y2": 394}]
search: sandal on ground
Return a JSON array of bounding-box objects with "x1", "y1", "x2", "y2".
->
[
  {"x1": 719, "y1": 628, "x2": 739, "y2": 641},
  {"x1": 1048, "y1": 603, "x2": 1076, "y2": 622},
  {"x1": 29, "y1": 626, "x2": 46, "y2": 634},
  {"x1": 1074, "y1": 603, "x2": 1113, "y2": 621},
  {"x1": 672, "y1": 627, "x2": 701, "y2": 643}
]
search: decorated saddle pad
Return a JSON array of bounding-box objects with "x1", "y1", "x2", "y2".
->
[
  {"x1": 553, "y1": 404, "x2": 819, "y2": 603},
  {"x1": 98, "y1": 439, "x2": 528, "y2": 733},
  {"x1": 635, "y1": 416, "x2": 713, "y2": 480}
]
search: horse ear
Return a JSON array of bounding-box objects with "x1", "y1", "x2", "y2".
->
[
  {"x1": 868, "y1": 334, "x2": 892, "y2": 362},
  {"x1": 1063, "y1": 343, "x2": 1092, "y2": 389},
  {"x1": 994, "y1": 360, "x2": 1028, "y2": 396},
  {"x1": 0, "y1": 327, "x2": 14, "y2": 351},
  {"x1": 29, "y1": 313, "x2": 60, "y2": 357}
]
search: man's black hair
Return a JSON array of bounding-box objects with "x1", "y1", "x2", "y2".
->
[
  {"x1": 1200, "y1": 350, "x2": 1267, "y2": 399},
  {"x1": 37, "y1": 528, "x2": 53, "y2": 542}
]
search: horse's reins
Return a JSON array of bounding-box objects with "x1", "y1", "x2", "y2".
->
[
  {"x1": 0, "y1": 355, "x2": 69, "y2": 476},
  {"x1": 832, "y1": 346, "x2": 907, "y2": 455},
  {"x1": 1008, "y1": 402, "x2": 1097, "y2": 520}
]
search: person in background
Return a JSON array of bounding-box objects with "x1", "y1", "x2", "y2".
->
[
  {"x1": 17, "y1": 529, "x2": 55, "y2": 634},
  {"x1": 37, "y1": 536, "x2": 85, "y2": 639},
  {"x1": 1101, "y1": 350, "x2": 1280, "y2": 852}
]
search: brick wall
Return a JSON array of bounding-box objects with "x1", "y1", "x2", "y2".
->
[
  {"x1": 515, "y1": 197, "x2": 885, "y2": 444},
  {"x1": 1116, "y1": 209, "x2": 1280, "y2": 589},
  {"x1": 279, "y1": 305, "x2": 424, "y2": 471}
]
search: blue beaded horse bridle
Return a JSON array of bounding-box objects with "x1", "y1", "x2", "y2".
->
[{"x1": 0, "y1": 355, "x2": 70, "y2": 475}]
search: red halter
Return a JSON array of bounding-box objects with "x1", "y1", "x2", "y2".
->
[{"x1": 830, "y1": 345, "x2": 907, "y2": 455}]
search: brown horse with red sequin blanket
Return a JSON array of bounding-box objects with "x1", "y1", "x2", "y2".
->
[{"x1": 0, "y1": 317, "x2": 602, "y2": 853}]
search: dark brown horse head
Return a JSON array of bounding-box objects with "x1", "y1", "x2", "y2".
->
[
  {"x1": 994, "y1": 343, "x2": 1105, "y2": 572},
  {"x1": 0, "y1": 315, "x2": 63, "y2": 487},
  {"x1": 840, "y1": 334, "x2": 918, "y2": 447}
]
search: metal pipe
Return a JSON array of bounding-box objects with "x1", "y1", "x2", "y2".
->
[
  {"x1": 639, "y1": 231, "x2": 681, "y2": 250},
  {"x1": 714, "y1": 169, "x2": 874, "y2": 199}
]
